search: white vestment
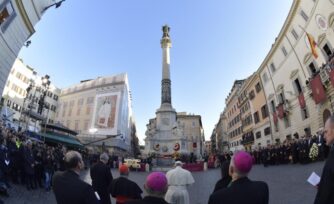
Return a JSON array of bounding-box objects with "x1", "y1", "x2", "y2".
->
[{"x1": 165, "y1": 166, "x2": 195, "y2": 204}]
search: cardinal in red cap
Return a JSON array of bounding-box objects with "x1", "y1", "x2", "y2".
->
[{"x1": 110, "y1": 164, "x2": 142, "y2": 204}]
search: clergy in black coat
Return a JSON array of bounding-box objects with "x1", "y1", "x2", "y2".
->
[
  {"x1": 314, "y1": 116, "x2": 334, "y2": 204},
  {"x1": 208, "y1": 151, "x2": 269, "y2": 204},
  {"x1": 52, "y1": 151, "x2": 98, "y2": 204},
  {"x1": 111, "y1": 164, "x2": 142, "y2": 204},
  {"x1": 90, "y1": 153, "x2": 113, "y2": 204},
  {"x1": 212, "y1": 160, "x2": 232, "y2": 193}
]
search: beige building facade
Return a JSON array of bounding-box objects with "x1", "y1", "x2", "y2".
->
[
  {"x1": 259, "y1": 0, "x2": 334, "y2": 142},
  {"x1": 56, "y1": 73, "x2": 136, "y2": 154},
  {"x1": 217, "y1": 0, "x2": 334, "y2": 150},
  {"x1": 225, "y1": 80, "x2": 244, "y2": 152}
]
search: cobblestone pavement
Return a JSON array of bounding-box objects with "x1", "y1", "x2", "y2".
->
[{"x1": 2, "y1": 161, "x2": 324, "y2": 204}]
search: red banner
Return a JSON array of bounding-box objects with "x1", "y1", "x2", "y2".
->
[
  {"x1": 329, "y1": 69, "x2": 334, "y2": 88},
  {"x1": 310, "y1": 75, "x2": 326, "y2": 104},
  {"x1": 276, "y1": 104, "x2": 284, "y2": 119},
  {"x1": 273, "y1": 112, "x2": 278, "y2": 124},
  {"x1": 298, "y1": 93, "x2": 306, "y2": 109}
]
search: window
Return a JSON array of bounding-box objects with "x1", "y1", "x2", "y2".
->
[
  {"x1": 86, "y1": 106, "x2": 91, "y2": 115},
  {"x1": 248, "y1": 90, "x2": 255, "y2": 100},
  {"x1": 75, "y1": 120, "x2": 79, "y2": 131},
  {"x1": 270, "y1": 63, "x2": 276, "y2": 73},
  {"x1": 291, "y1": 28, "x2": 299, "y2": 40},
  {"x1": 278, "y1": 92, "x2": 285, "y2": 104},
  {"x1": 264, "y1": 127, "x2": 271, "y2": 136},
  {"x1": 86, "y1": 97, "x2": 94, "y2": 104},
  {"x1": 301, "y1": 106, "x2": 309, "y2": 120},
  {"x1": 323, "y1": 43, "x2": 333, "y2": 58},
  {"x1": 294, "y1": 78, "x2": 302, "y2": 94},
  {"x1": 68, "y1": 108, "x2": 72, "y2": 117},
  {"x1": 284, "y1": 117, "x2": 290, "y2": 128},
  {"x1": 69, "y1": 100, "x2": 75, "y2": 107},
  {"x1": 300, "y1": 10, "x2": 309, "y2": 21},
  {"x1": 256, "y1": 131, "x2": 261, "y2": 139},
  {"x1": 76, "y1": 108, "x2": 81, "y2": 116},
  {"x1": 53, "y1": 95, "x2": 58, "y2": 101},
  {"x1": 78, "y1": 98, "x2": 84, "y2": 106},
  {"x1": 308, "y1": 62, "x2": 317, "y2": 76},
  {"x1": 254, "y1": 112, "x2": 260, "y2": 124},
  {"x1": 0, "y1": 1, "x2": 15, "y2": 31},
  {"x1": 255, "y1": 82, "x2": 261, "y2": 93},
  {"x1": 84, "y1": 120, "x2": 89, "y2": 130},
  {"x1": 261, "y1": 105, "x2": 269, "y2": 119},
  {"x1": 262, "y1": 73, "x2": 269, "y2": 83},
  {"x1": 281, "y1": 46, "x2": 288, "y2": 56}
]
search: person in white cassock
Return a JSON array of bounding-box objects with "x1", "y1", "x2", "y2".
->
[{"x1": 165, "y1": 161, "x2": 195, "y2": 204}]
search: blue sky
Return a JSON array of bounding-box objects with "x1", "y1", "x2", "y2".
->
[{"x1": 19, "y1": 0, "x2": 293, "y2": 144}]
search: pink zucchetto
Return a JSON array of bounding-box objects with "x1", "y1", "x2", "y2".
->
[
  {"x1": 233, "y1": 151, "x2": 253, "y2": 174},
  {"x1": 146, "y1": 172, "x2": 168, "y2": 192}
]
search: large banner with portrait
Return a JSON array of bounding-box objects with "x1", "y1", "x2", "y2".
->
[{"x1": 91, "y1": 92, "x2": 120, "y2": 135}]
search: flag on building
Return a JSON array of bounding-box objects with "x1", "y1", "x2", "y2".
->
[
  {"x1": 298, "y1": 93, "x2": 306, "y2": 109},
  {"x1": 310, "y1": 74, "x2": 326, "y2": 104},
  {"x1": 273, "y1": 112, "x2": 278, "y2": 124},
  {"x1": 306, "y1": 32, "x2": 318, "y2": 59}
]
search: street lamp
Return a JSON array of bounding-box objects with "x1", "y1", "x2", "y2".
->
[
  {"x1": 43, "y1": 0, "x2": 66, "y2": 12},
  {"x1": 37, "y1": 75, "x2": 50, "y2": 115}
]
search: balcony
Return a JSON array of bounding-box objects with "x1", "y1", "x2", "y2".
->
[{"x1": 241, "y1": 132, "x2": 254, "y2": 145}]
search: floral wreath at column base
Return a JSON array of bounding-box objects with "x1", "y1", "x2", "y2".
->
[
  {"x1": 153, "y1": 144, "x2": 160, "y2": 151},
  {"x1": 173, "y1": 143, "x2": 180, "y2": 151}
]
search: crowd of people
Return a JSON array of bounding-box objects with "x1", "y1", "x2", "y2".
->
[
  {"x1": 1, "y1": 115, "x2": 334, "y2": 204},
  {"x1": 210, "y1": 128, "x2": 329, "y2": 169},
  {"x1": 0, "y1": 120, "x2": 89, "y2": 203}
]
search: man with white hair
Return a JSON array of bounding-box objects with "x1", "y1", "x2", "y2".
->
[
  {"x1": 165, "y1": 161, "x2": 195, "y2": 204},
  {"x1": 90, "y1": 152, "x2": 113, "y2": 204},
  {"x1": 208, "y1": 151, "x2": 269, "y2": 204},
  {"x1": 53, "y1": 151, "x2": 98, "y2": 204},
  {"x1": 314, "y1": 115, "x2": 334, "y2": 204}
]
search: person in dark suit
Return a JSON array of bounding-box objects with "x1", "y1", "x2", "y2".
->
[
  {"x1": 111, "y1": 164, "x2": 142, "y2": 204},
  {"x1": 52, "y1": 151, "x2": 99, "y2": 204},
  {"x1": 208, "y1": 151, "x2": 269, "y2": 204},
  {"x1": 90, "y1": 153, "x2": 113, "y2": 204},
  {"x1": 125, "y1": 172, "x2": 168, "y2": 204},
  {"x1": 212, "y1": 160, "x2": 231, "y2": 193},
  {"x1": 314, "y1": 115, "x2": 334, "y2": 204}
]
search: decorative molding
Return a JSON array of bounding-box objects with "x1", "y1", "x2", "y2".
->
[
  {"x1": 268, "y1": 93, "x2": 275, "y2": 100},
  {"x1": 303, "y1": 53, "x2": 312, "y2": 64},
  {"x1": 276, "y1": 84, "x2": 284, "y2": 91},
  {"x1": 317, "y1": 33, "x2": 326, "y2": 46},
  {"x1": 15, "y1": 0, "x2": 35, "y2": 35},
  {"x1": 290, "y1": 69, "x2": 299, "y2": 79},
  {"x1": 329, "y1": 12, "x2": 334, "y2": 27}
]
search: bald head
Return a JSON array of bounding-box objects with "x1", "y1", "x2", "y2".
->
[
  {"x1": 64, "y1": 151, "x2": 83, "y2": 170},
  {"x1": 324, "y1": 115, "x2": 334, "y2": 146}
]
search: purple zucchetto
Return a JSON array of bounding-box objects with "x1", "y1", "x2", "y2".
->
[
  {"x1": 146, "y1": 172, "x2": 168, "y2": 192},
  {"x1": 233, "y1": 151, "x2": 253, "y2": 174}
]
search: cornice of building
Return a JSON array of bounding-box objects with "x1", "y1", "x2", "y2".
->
[{"x1": 257, "y1": 0, "x2": 300, "y2": 73}]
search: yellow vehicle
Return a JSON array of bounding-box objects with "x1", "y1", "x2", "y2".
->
[{"x1": 124, "y1": 159, "x2": 141, "y2": 169}]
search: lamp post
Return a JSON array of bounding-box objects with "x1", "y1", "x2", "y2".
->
[{"x1": 43, "y1": 0, "x2": 66, "y2": 12}]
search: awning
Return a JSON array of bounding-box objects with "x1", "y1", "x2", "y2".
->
[
  {"x1": 37, "y1": 132, "x2": 84, "y2": 149},
  {"x1": 40, "y1": 123, "x2": 78, "y2": 135}
]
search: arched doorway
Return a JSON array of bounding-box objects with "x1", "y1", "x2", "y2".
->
[{"x1": 323, "y1": 109, "x2": 331, "y2": 125}]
